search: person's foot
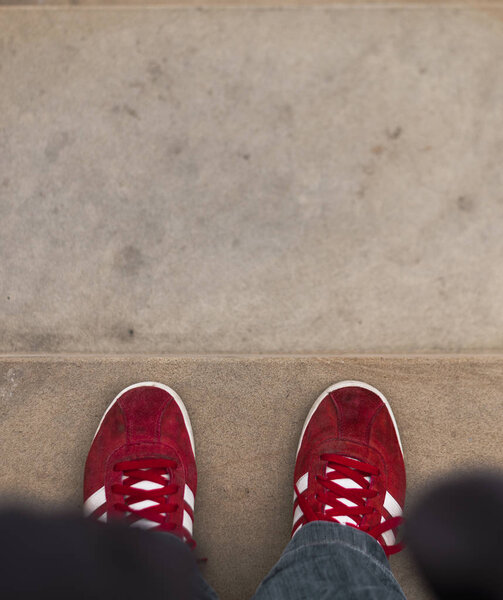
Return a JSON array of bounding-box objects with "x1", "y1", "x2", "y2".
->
[
  {"x1": 293, "y1": 381, "x2": 405, "y2": 556},
  {"x1": 83, "y1": 382, "x2": 197, "y2": 548}
]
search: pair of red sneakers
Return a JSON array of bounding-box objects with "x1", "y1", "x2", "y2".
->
[{"x1": 84, "y1": 381, "x2": 405, "y2": 556}]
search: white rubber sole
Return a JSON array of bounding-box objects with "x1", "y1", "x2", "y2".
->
[
  {"x1": 296, "y1": 380, "x2": 403, "y2": 458},
  {"x1": 92, "y1": 381, "x2": 195, "y2": 456}
]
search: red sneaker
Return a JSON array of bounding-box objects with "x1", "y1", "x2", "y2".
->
[
  {"x1": 293, "y1": 381, "x2": 406, "y2": 556},
  {"x1": 83, "y1": 382, "x2": 197, "y2": 548}
]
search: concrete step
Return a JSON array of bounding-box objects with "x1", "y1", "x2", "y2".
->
[
  {"x1": 1, "y1": 354, "x2": 501, "y2": 599},
  {"x1": 1, "y1": 0, "x2": 498, "y2": 5},
  {"x1": 2, "y1": 7, "x2": 503, "y2": 355}
]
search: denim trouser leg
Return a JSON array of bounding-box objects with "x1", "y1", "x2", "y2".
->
[
  {"x1": 194, "y1": 570, "x2": 220, "y2": 600},
  {"x1": 252, "y1": 522, "x2": 406, "y2": 600}
]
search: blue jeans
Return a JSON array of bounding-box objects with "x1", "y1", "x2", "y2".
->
[{"x1": 198, "y1": 522, "x2": 406, "y2": 600}]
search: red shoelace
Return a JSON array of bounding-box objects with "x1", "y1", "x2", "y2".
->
[
  {"x1": 111, "y1": 457, "x2": 196, "y2": 549},
  {"x1": 295, "y1": 454, "x2": 403, "y2": 555}
]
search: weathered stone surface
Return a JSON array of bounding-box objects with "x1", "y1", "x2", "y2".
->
[
  {"x1": 1, "y1": 354, "x2": 501, "y2": 599},
  {"x1": 1, "y1": 8, "x2": 503, "y2": 354}
]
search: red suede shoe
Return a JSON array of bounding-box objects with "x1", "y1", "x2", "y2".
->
[
  {"x1": 293, "y1": 381, "x2": 406, "y2": 556},
  {"x1": 83, "y1": 382, "x2": 197, "y2": 548}
]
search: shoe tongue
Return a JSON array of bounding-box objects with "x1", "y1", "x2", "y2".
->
[{"x1": 325, "y1": 458, "x2": 370, "y2": 526}]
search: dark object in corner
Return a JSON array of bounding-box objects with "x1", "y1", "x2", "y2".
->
[{"x1": 406, "y1": 470, "x2": 503, "y2": 600}]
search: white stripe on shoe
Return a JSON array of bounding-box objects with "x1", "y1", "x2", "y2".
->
[
  {"x1": 83, "y1": 486, "x2": 106, "y2": 517},
  {"x1": 295, "y1": 473, "x2": 309, "y2": 495},
  {"x1": 293, "y1": 504, "x2": 304, "y2": 528},
  {"x1": 383, "y1": 491, "x2": 402, "y2": 519},
  {"x1": 183, "y1": 510, "x2": 193, "y2": 535},
  {"x1": 184, "y1": 484, "x2": 195, "y2": 511},
  {"x1": 380, "y1": 516, "x2": 396, "y2": 546},
  {"x1": 380, "y1": 491, "x2": 402, "y2": 547}
]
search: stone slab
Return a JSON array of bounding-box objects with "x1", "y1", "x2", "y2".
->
[
  {"x1": 0, "y1": 354, "x2": 501, "y2": 599},
  {"x1": 1, "y1": 8, "x2": 503, "y2": 354},
  {"x1": 1, "y1": 1, "x2": 503, "y2": 6}
]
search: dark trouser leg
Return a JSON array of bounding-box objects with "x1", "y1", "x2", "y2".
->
[{"x1": 0, "y1": 510, "x2": 217, "y2": 600}]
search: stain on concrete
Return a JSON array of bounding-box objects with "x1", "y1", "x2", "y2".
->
[
  {"x1": 114, "y1": 245, "x2": 144, "y2": 276},
  {"x1": 457, "y1": 196, "x2": 475, "y2": 212},
  {"x1": 170, "y1": 142, "x2": 184, "y2": 156},
  {"x1": 44, "y1": 132, "x2": 72, "y2": 163},
  {"x1": 0, "y1": 367, "x2": 23, "y2": 411},
  {"x1": 147, "y1": 60, "x2": 162, "y2": 82},
  {"x1": 111, "y1": 104, "x2": 139, "y2": 120},
  {"x1": 386, "y1": 126, "x2": 402, "y2": 140},
  {"x1": 17, "y1": 332, "x2": 63, "y2": 353},
  {"x1": 109, "y1": 324, "x2": 137, "y2": 343},
  {"x1": 437, "y1": 276, "x2": 448, "y2": 299},
  {"x1": 3, "y1": 367, "x2": 22, "y2": 386},
  {"x1": 356, "y1": 185, "x2": 366, "y2": 199},
  {"x1": 361, "y1": 163, "x2": 375, "y2": 176},
  {"x1": 123, "y1": 105, "x2": 139, "y2": 119},
  {"x1": 128, "y1": 80, "x2": 146, "y2": 91},
  {"x1": 277, "y1": 103, "x2": 294, "y2": 125}
]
